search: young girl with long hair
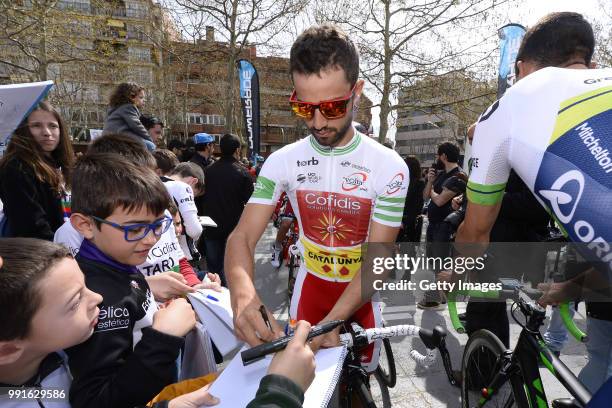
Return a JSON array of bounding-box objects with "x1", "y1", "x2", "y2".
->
[{"x1": 0, "y1": 102, "x2": 74, "y2": 240}]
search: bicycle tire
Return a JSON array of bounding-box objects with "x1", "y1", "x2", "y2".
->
[
  {"x1": 375, "y1": 338, "x2": 397, "y2": 388},
  {"x1": 371, "y1": 370, "x2": 392, "y2": 408},
  {"x1": 461, "y1": 330, "x2": 522, "y2": 408}
]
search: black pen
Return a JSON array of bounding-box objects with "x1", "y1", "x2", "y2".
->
[
  {"x1": 241, "y1": 320, "x2": 344, "y2": 365},
  {"x1": 259, "y1": 304, "x2": 272, "y2": 332}
]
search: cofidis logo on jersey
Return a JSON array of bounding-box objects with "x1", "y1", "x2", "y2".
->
[
  {"x1": 297, "y1": 190, "x2": 371, "y2": 247},
  {"x1": 535, "y1": 91, "x2": 612, "y2": 272}
]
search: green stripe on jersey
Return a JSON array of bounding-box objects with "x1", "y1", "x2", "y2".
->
[
  {"x1": 373, "y1": 212, "x2": 403, "y2": 223},
  {"x1": 309, "y1": 133, "x2": 361, "y2": 156},
  {"x1": 252, "y1": 176, "x2": 276, "y2": 199},
  {"x1": 466, "y1": 181, "x2": 506, "y2": 205},
  {"x1": 375, "y1": 204, "x2": 405, "y2": 212},
  {"x1": 377, "y1": 196, "x2": 405, "y2": 203}
]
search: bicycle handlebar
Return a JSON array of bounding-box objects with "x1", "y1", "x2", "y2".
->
[
  {"x1": 447, "y1": 283, "x2": 588, "y2": 343},
  {"x1": 339, "y1": 324, "x2": 446, "y2": 368}
]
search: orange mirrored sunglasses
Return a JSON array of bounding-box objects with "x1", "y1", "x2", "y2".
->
[{"x1": 289, "y1": 84, "x2": 357, "y2": 120}]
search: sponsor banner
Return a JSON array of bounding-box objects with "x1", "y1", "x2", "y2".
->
[
  {"x1": 302, "y1": 239, "x2": 363, "y2": 281},
  {"x1": 0, "y1": 80, "x2": 54, "y2": 156},
  {"x1": 296, "y1": 190, "x2": 372, "y2": 247},
  {"x1": 237, "y1": 59, "x2": 260, "y2": 161},
  {"x1": 497, "y1": 24, "x2": 526, "y2": 98}
]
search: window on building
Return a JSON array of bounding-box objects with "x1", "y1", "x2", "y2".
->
[
  {"x1": 126, "y1": 24, "x2": 147, "y2": 41},
  {"x1": 126, "y1": 1, "x2": 148, "y2": 18},
  {"x1": 57, "y1": 0, "x2": 90, "y2": 13},
  {"x1": 128, "y1": 46, "x2": 151, "y2": 62},
  {"x1": 128, "y1": 66, "x2": 152, "y2": 84}
]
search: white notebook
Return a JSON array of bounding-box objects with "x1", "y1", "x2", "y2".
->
[
  {"x1": 208, "y1": 345, "x2": 347, "y2": 407},
  {"x1": 187, "y1": 288, "x2": 243, "y2": 356}
]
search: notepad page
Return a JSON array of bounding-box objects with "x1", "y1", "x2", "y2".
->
[{"x1": 208, "y1": 345, "x2": 347, "y2": 408}]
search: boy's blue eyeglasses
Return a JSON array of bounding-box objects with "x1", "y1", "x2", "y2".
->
[{"x1": 91, "y1": 216, "x2": 173, "y2": 242}]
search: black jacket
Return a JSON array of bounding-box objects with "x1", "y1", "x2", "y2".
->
[
  {"x1": 202, "y1": 156, "x2": 254, "y2": 239},
  {"x1": 66, "y1": 242, "x2": 183, "y2": 408},
  {"x1": 246, "y1": 374, "x2": 304, "y2": 408},
  {"x1": 0, "y1": 157, "x2": 64, "y2": 240}
]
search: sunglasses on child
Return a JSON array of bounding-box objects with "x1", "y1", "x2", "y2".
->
[
  {"x1": 91, "y1": 215, "x2": 173, "y2": 242},
  {"x1": 289, "y1": 83, "x2": 357, "y2": 120}
]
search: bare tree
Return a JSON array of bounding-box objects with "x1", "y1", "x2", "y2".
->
[
  {"x1": 314, "y1": 0, "x2": 518, "y2": 142},
  {"x1": 165, "y1": 0, "x2": 306, "y2": 133}
]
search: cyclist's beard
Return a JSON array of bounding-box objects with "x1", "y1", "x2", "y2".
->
[{"x1": 310, "y1": 116, "x2": 353, "y2": 148}]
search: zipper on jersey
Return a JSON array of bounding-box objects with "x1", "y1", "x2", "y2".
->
[{"x1": 328, "y1": 146, "x2": 337, "y2": 282}]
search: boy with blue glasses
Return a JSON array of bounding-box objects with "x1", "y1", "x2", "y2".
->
[{"x1": 67, "y1": 153, "x2": 197, "y2": 408}]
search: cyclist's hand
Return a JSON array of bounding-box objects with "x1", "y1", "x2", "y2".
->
[
  {"x1": 537, "y1": 281, "x2": 581, "y2": 306},
  {"x1": 233, "y1": 297, "x2": 284, "y2": 346},
  {"x1": 267, "y1": 320, "x2": 316, "y2": 392},
  {"x1": 153, "y1": 298, "x2": 196, "y2": 337},
  {"x1": 168, "y1": 384, "x2": 219, "y2": 408},
  {"x1": 146, "y1": 272, "x2": 195, "y2": 302},
  {"x1": 309, "y1": 319, "x2": 341, "y2": 352}
]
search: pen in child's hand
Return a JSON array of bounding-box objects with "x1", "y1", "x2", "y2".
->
[{"x1": 259, "y1": 304, "x2": 273, "y2": 332}]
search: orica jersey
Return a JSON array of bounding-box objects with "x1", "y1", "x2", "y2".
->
[
  {"x1": 468, "y1": 67, "x2": 612, "y2": 271},
  {"x1": 249, "y1": 130, "x2": 409, "y2": 282}
]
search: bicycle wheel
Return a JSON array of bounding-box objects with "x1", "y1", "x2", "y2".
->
[
  {"x1": 370, "y1": 370, "x2": 392, "y2": 408},
  {"x1": 461, "y1": 330, "x2": 518, "y2": 408},
  {"x1": 375, "y1": 338, "x2": 397, "y2": 388}
]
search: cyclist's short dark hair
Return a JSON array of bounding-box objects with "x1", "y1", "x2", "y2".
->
[
  {"x1": 437, "y1": 142, "x2": 460, "y2": 163},
  {"x1": 516, "y1": 12, "x2": 594, "y2": 71},
  {"x1": 88, "y1": 132, "x2": 156, "y2": 169},
  {"x1": 290, "y1": 24, "x2": 359, "y2": 86},
  {"x1": 72, "y1": 153, "x2": 170, "y2": 226},
  {"x1": 0, "y1": 238, "x2": 71, "y2": 340},
  {"x1": 153, "y1": 149, "x2": 179, "y2": 175}
]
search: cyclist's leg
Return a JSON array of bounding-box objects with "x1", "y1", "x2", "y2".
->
[
  {"x1": 578, "y1": 316, "x2": 612, "y2": 393},
  {"x1": 271, "y1": 218, "x2": 292, "y2": 267}
]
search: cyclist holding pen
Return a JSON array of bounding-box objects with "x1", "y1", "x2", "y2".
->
[{"x1": 226, "y1": 24, "x2": 409, "y2": 373}]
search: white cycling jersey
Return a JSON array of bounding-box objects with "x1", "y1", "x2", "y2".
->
[
  {"x1": 468, "y1": 67, "x2": 612, "y2": 270},
  {"x1": 250, "y1": 130, "x2": 409, "y2": 282},
  {"x1": 250, "y1": 129, "x2": 408, "y2": 372}
]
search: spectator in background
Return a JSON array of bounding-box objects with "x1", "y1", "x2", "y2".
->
[
  {"x1": 140, "y1": 114, "x2": 164, "y2": 146},
  {"x1": 189, "y1": 133, "x2": 216, "y2": 173},
  {"x1": 168, "y1": 139, "x2": 187, "y2": 161},
  {"x1": 153, "y1": 149, "x2": 180, "y2": 176},
  {"x1": 201, "y1": 134, "x2": 254, "y2": 285},
  {"x1": 103, "y1": 82, "x2": 155, "y2": 151},
  {"x1": 419, "y1": 141, "x2": 464, "y2": 309},
  {"x1": 0, "y1": 102, "x2": 74, "y2": 240},
  {"x1": 164, "y1": 163, "x2": 205, "y2": 264},
  {"x1": 398, "y1": 156, "x2": 425, "y2": 249}
]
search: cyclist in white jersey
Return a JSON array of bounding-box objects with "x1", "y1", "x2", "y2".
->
[
  {"x1": 456, "y1": 12, "x2": 612, "y2": 393},
  {"x1": 226, "y1": 24, "x2": 408, "y2": 371}
]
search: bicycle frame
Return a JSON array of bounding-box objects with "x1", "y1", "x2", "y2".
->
[{"x1": 479, "y1": 308, "x2": 591, "y2": 408}]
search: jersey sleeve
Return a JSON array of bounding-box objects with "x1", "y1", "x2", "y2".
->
[
  {"x1": 372, "y1": 153, "x2": 409, "y2": 227},
  {"x1": 248, "y1": 152, "x2": 287, "y2": 206},
  {"x1": 467, "y1": 98, "x2": 513, "y2": 206}
]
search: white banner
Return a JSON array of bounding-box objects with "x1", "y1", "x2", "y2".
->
[{"x1": 0, "y1": 80, "x2": 54, "y2": 156}]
